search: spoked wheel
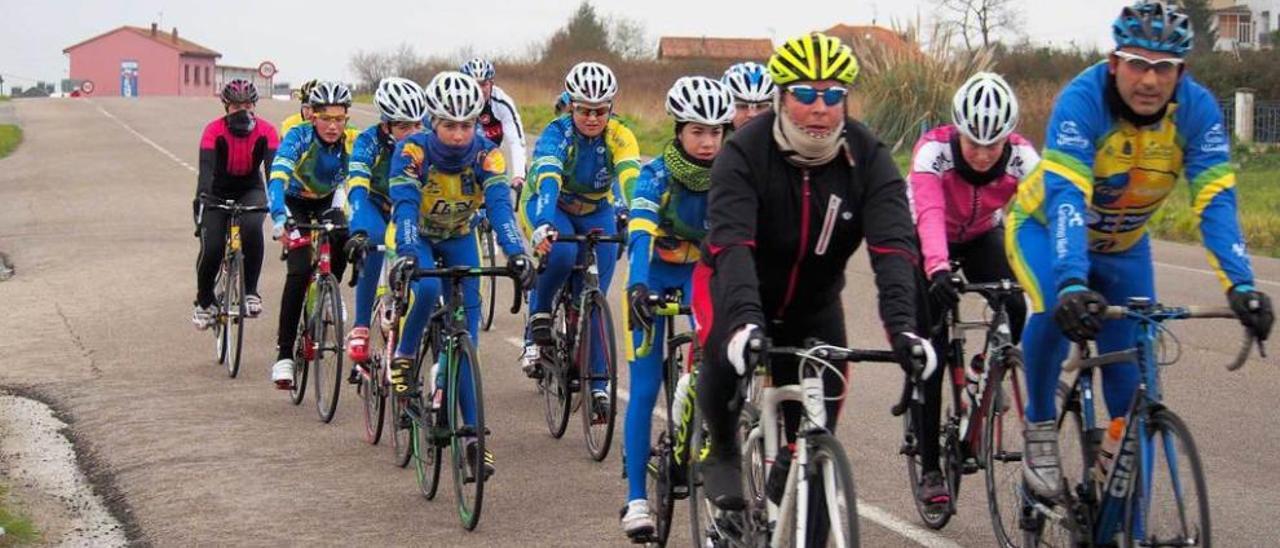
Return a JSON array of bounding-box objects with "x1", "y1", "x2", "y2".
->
[
  {"x1": 290, "y1": 305, "x2": 311, "y2": 406},
  {"x1": 805, "y1": 433, "x2": 862, "y2": 548},
  {"x1": 447, "y1": 336, "x2": 486, "y2": 531},
  {"x1": 359, "y1": 307, "x2": 387, "y2": 444},
  {"x1": 904, "y1": 405, "x2": 952, "y2": 529},
  {"x1": 213, "y1": 266, "x2": 229, "y2": 365},
  {"x1": 479, "y1": 226, "x2": 498, "y2": 331},
  {"x1": 689, "y1": 403, "x2": 750, "y2": 548},
  {"x1": 223, "y1": 254, "x2": 247, "y2": 378},
  {"x1": 578, "y1": 290, "x2": 618, "y2": 461},
  {"x1": 312, "y1": 277, "x2": 345, "y2": 423},
  {"x1": 413, "y1": 335, "x2": 442, "y2": 500},
  {"x1": 985, "y1": 349, "x2": 1029, "y2": 548},
  {"x1": 1125, "y1": 409, "x2": 1210, "y2": 548},
  {"x1": 541, "y1": 291, "x2": 573, "y2": 438}
]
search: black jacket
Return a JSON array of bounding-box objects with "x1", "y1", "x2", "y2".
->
[{"x1": 693, "y1": 112, "x2": 920, "y2": 346}]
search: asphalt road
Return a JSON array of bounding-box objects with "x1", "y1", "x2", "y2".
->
[{"x1": 2, "y1": 97, "x2": 1278, "y2": 547}]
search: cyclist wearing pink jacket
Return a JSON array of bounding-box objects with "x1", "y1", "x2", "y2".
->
[{"x1": 906, "y1": 71, "x2": 1038, "y2": 509}]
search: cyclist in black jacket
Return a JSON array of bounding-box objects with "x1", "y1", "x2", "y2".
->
[{"x1": 692, "y1": 33, "x2": 934, "y2": 526}]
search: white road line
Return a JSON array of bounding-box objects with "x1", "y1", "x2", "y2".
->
[
  {"x1": 1154, "y1": 261, "x2": 1280, "y2": 288},
  {"x1": 94, "y1": 103, "x2": 197, "y2": 173},
  {"x1": 500, "y1": 336, "x2": 956, "y2": 547}
]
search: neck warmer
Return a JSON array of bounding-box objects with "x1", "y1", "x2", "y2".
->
[
  {"x1": 770, "y1": 94, "x2": 846, "y2": 167},
  {"x1": 663, "y1": 139, "x2": 713, "y2": 191},
  {"x1": 425, "y1": 131, "x2": 483, "y2": 173},
  {"x1": 226, "y1": 110, "x2": 256, "y2": 137},
  {"x1": 949, "y1": 132, "x2": 1011, "y2": 186},
  {"x1": 1105, "y1": 72, "x2": 1170, "y2": 127}
]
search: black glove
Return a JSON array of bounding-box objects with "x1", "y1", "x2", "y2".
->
[
  {"x1": 344, "y1": 232, "x2": 369, "y2": 262},
  {"x1": 1053, "y1": 282, "x2": 1108, "y2": 343},
  {"x1": 1229, "y1": 284, "x2": 1274, "y2": 341},
  {"x1": 928, "y1": 270, "x2": 961, "y2": 312},
  {"x1": 628, "y1": 284, "x2": 653, "y2": 330},
  {"x1": 508, "y1": 254, "x2": 536, "y2": 290},
  {"x1": 891, "y1": 331, "x2": 934, "y2": 378}
]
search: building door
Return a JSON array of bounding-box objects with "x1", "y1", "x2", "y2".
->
[{"x1": 120, "y1": 60, "x2": 139, "y2": 97}]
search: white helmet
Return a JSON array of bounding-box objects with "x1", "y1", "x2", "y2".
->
[
  {"x1": 721, "y1": 62, "x2": 776, "y2": 103},
  {"x1": 951, "y1": 72, "x2": 1019, "y2": 146},
  {"x1": 460, "y1": 58, "x2": 496, "y2": 81},
  {"x1": 564, "y1": 62, "x2": 618, "y2": 104},
  {"x1": 374, "y1": 77, "x2": 426, "y2": 123},
  {"x1": 666, "y1": 76, "x2": 735, "y2": 126},
  {"x1": 423, "y1": 71, "x2": 484, "y2": 122},
  {"x1": 308, "y1": 80, "x2": 353, "y2": 108}
]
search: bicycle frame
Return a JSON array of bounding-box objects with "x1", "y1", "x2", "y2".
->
[{"x1": 948, "y1": 281, "x2": 1022, "y2": 461}]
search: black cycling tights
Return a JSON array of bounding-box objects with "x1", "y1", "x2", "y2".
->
[
  {"x1": 275, "y1": 196, "x2": 348, "y2": 361},
  {"x1": 196, "y1": 188, "x2": 266, "y2": 308}
]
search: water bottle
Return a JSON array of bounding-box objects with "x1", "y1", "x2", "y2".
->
[
  {"x1": 430, "y1": 359, "x2": 443, "y2": 411},
  {"x1": 1094, "y1": 416, "x2": 1127, "y2": 482},
  {"x1": 671, "y1": 372, "x2": 694, "y2": 464}
]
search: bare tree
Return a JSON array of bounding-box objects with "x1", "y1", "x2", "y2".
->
[
  {"x1": 932, "y1": 0, "x2": 1022, "y2": 52},
  {"x1": 349, "y1": 43, "x2": 423, "y2": 91},
  {"x1": 609, "y1": 16, "x2": 654, "y2": 60}
]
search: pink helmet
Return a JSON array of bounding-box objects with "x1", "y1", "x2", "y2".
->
[{"x1": 221, "y1": 79, "x2": 259, "y2": 105}]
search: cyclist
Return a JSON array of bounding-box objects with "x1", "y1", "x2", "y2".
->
[
  {"x1": 518, "y1": 62, "x2": 641, "y2": 420},
  {"x1": 907, "y1": 71, "x2": 1038, "y2": 510},
  {"x1": 192, "y1": 79, "x2": 279, "y2": 328},
  {"x1": 280, "y1": 79, "x2": 318, "y2": 135},
  {"x1": 721, "y1": 61, "x2": 775, "y2": 129},
  {"x1": 1008, "y1": 0, "x2": 1274, "y2": 498},
  {"x1": 618, "y1": 76, "x2": 735, "y2": 540},
  {"x1": 692, "y1": 33, "x2": 933, "y2": 543},
  {"x1": 267, "y1": 81, "x2": 359, "y2": 388},
  {"x1": 386, "y1": 71, "x2": 534, "y2": 479},
  {"x1": 342, "y1": 77, "x2": 427, "y2": 375},
  {"x1": 460, "y1": 58, "x2": 529, "y2": 196}
]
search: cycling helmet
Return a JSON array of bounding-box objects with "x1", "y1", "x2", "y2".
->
[
  {"x1": 221, "y1": 79, "x2": 258, "y2": 104},
  {"x1": 564, "y1": 62, "x2": 618, "y2": 104},
  {"x1": 666, "y1": 76, "x2": 735, "y2": 126},
  {"x1": 555, "y1": 91, "x2": 572, "y2": 112},
  {"x1": 951, "y1": 72, "x2": 1019, "y2": 146},
  {"x1": 1113, "y1": 1, "x2": 1193, "y2": 57},
  {"x1": 768, "y1": 32, "x2": 859, "y2": 86},
  {"x1": 721, "y1": 62, "x2": 776, "y2": 102},
  {"x1": 374, "y1": 77, "x2": 427, "y2": 122},
  {"x1": 298, "y1": 79, "x2": 318, "y2": 103},
  {"x1": 424, "y1": 71, "x2": 484, "y2": 122},
  {"x1": 460, "y1": 58, "x2": 496, "y2": 81},
  {"x1": 308, "y1": 81, "x2": 353, "y2": 108}
]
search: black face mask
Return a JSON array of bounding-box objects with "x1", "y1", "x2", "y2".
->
[
  {"x1": 226, "y1": 110, "x2": 256, "y2": 137},
  {"x1": 949, "y1": 133, "x2": 1011, "y2": 186}
]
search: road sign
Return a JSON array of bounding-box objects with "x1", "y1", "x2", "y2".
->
[
  {"x1": 258, "y1": 61, "x2": 277, "y2": 79},
  {"x1": 81, "y1": 80, "x2": 95, "y2": 94}
]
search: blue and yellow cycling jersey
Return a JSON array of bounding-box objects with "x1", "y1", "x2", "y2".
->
[
  {"x1": 280, "y1": 113, "x2": 306, "y2": 136},
  {"x1": 1010, "y1": 62, "x2": 1253, "y2": 292},
  {"x1": 627, "y1": 155, "x2": 709, "y2": 286},
  {"x1": 347, "y1": 124, "x2": 397, "y2": 204},
  {"x1": 268, "y1": 123, "x2": 358, "y2": 219},
  {"x1": 525, "y1": 115, "x2": 641, "y2": 225},
  {"x1": 387, "y1": 131, "x2": 524, "y2": 256}
]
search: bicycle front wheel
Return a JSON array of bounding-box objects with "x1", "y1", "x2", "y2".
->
[
  {"x1": 804, "y1": 432, "x2": 861, "y2": 548},
  {"x1": 479, "y1": 228, "x2": 497, "y2": 331},
  {"x1": 290, "y1": 306, "x2": 311, "y2": 406},
  {"x1": 904, "y1": 398, "x2": 953, "y2": 530},
  {"x1": 541, "y1": 290, "x2": 573, "y2": 438},
  {"x1": 213, "y1": 264, "x2": 230, "y2": 365},
  {"x1": 448, "y1": 335, "x2": 486, "y2": 531},
  {"x1": 577, "y1": 290, "x2": 618, "y2": 461},
  {"x1": 312, "y1": 277, "x2": 345, "y2": 423},
  {"x1": 984, "y1": 348, "x2": 1029, "y2": 547},
  {"x1": 225, "y1": 253, "x2": 247, "y2": 378},
  {"x1": 413, "y1": 335, "x2": 442, "y2": 500},
  {"x1": 1124, "y1": 408, "x2": 1209, "y2": 548}
]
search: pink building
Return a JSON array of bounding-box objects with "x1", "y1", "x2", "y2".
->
[{"x1": 63, "y1": 24, "x2": 221, "y2": 97}]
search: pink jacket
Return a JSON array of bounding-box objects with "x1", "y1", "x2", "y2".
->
[{"x1": 908, "y1": 124, "x2": 1040, "y2": 276}]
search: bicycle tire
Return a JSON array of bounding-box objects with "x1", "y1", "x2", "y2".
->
[
  {"x1": 312, "y1": 277, "x2": 344, "y2": 423},
  {"x1": 448, "y1": 335, "x2": 486, "y2": 530},
  {"x1": 480, "y1": 228, "x2": 497, "y2": 331},
  {"x1": 226, "y1": 253, "x2": 246, "y2": 378},
  {"x1": 904, "y1": 404, "x2": 952, "y2": 529},
  {"x1": 1124, "y1": 408, "x2": 1210, "y2": 548},
  {"x1": 646, "y1": 431, "x2": 675, "y2": 546},
  {"x1": 414, "y1": 332, "x2": 442, "y2": 500},
  {"x1": 983, "y1": 348, "x2": 1029, "y2": 548},
  {"x1": 1023, "y1": 380, "x2": 1092, "y2": 547},
  {"x1": 542, "y1": 289, "x2": 573, "y2": 439},
  {"x1": 213, "y1": 265, "x2": 229, "y2": 365},
  {"x1": 805, "y1": 432, "x2": 861, "y2": 548},
  {"x1": 578, "y1": 289, "x2": 618, "y2": 461},
  {"x1": 687, "y1": 401, "x2": 717, "y2": 547},
  {"x1": 360, "y1": 298, "x2": 388, "y2": 443},
  {"x1": 398, "y1": 326, "x2": 432, "y2": 469},
  {"x1": 290, "y1": 305, "x2": 311, "y2": 406}
]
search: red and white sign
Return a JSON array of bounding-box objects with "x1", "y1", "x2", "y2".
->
[
  {"x1": 258, "y1": 61, "x2": 277, "y2": 79},
  {"x1": 80, "y1": 80, "x2": 95, "y2": 94}
]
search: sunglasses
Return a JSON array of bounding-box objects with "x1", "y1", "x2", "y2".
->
[
  {"x1": 786, "y1": 85, "x2": 848, "y2": 106},
  {"x1": 315, "y1": 114, "x2": 349, "y2": 125},
  {"x1": 1113, "y1": 50, "x2": 1184, "y2": 76},
  {"x1": 735, "y1": 101, "x2": 772, "y2": 113},
  {"x1": 572, "y1": 104, "x2": 611, "y2": 118}
]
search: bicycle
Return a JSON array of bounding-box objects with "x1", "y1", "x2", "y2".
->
[
  {"x1": 396, "y1": 260, "x2": 524, "y2": 531},
  {"x1": 283, "y1": 216, "x2": 348, "y2": 424},
  {"x1": 200, "y1": 194, "x2": 267, "y2": 379},
  {"x1": 690, "y1": 338, "x2": 932, "y2": 548},
  {"x1": 473, "y1": 206, "x2": 500, "y2": 332},
  {"x1": 1019, "y1": 297, "x2": 1260, "y2": 547},
  {"x1": 894, "y1": 272, "x2": 1028, "y2": 539},
  {"x1": 347, "y1": 240, "x2": 396, "y2": 446},
  {"x1": 536, "y1": 228, "x2": 625, "y2": 462}
]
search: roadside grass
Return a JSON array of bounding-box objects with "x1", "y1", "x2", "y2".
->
[
  {"x1": 0, "y1": 125, "x2": 23, "y2": 160},
  {"x1": 0, "y1": 484, "x2": 38, "y2": 545},
  {"x1": 1149, "y1": 150, "x2": 1280, "y2": 257},
  {"x1": 0, "y1": 95, "x2": 10, "y2": 102}
]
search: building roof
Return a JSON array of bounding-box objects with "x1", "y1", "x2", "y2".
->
[
  {"x1": 657, "y1": 36, "x2": 774, "y2": 61},
  {"x1": 823, "y1": 24, "x2": 918, "y2": 56},
  {"x1": 63, "y1": 25, "x2": 221, "y2": 58}
]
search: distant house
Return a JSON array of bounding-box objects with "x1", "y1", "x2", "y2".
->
[
  {"x1": 657, "y1": 37, "x2": 774, "y2": 62},
  {"x1": 823, "y1": 24, "x2": 920, "y2": 57},
  {"x1": 63, "y1": 24, "x2": 221, "y2": 97},
  {"x1": 1211, "y1": 0, "x2": 1280, "y2": 50}
]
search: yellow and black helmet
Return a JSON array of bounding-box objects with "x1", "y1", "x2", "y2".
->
[{"x1": 767, "y1": 32, "x2": 859, "y2": 86}]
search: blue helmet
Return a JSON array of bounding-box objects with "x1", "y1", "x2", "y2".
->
[
  {"x1": 1112, "y1": 1, "x2": 1193, "y2": 57},
  {"x1": 721, "y1": 62, "x2": 776, "y2": 103},
  {"x1": 460, "y1": 58, "x2": 496, "y2": 81}
]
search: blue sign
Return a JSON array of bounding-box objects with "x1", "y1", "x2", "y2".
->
[{"x1": 120, "y1": 60, "x2": 139, "y2": 97}]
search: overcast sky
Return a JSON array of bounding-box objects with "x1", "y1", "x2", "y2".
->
[{"x1": 1, "y1": 0, "x2": 1126, "y2": 91}]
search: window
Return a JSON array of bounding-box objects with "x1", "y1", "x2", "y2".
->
[
  {"x1": 184, "y1": 64, "x2": 190, "y2": 84},
  {"x1": 1239, "y1": 13, "x2": 1255, "y2": 44},
  {"x1": 204, "y1": 66, "x2": 210, "y2": 86}
]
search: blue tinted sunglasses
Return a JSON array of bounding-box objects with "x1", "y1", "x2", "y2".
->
[{"x1": 786, "y1": 85, "x2": 848, "y2": 106}]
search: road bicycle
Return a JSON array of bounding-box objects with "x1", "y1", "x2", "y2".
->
[
  {"x1": 284, "y1": 216, "x2": 348, "y2": 424},
  {"x1": 201, "y1": 194, "x2": 267, "y2": 379}
]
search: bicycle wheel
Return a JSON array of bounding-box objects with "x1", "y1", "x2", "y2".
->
[
  {"x1": 225, "y1": 253, "x2": 247, "y2": 378},
  {"x1": 804, "y1": 432, "x2": 861, "y2": 548},
  {"x1": 360, "y1": 302, "x2": 387, "y2": 444},
  {"x1": 413, "y1": 335, "x2": 442, "y2": 500},
  {"x1": 213, "y1": 264, "x2": 229, "y2": 365},
  {"x1": 646, "y1": 432, "x2": 675, "y2": 546},
  {"x1": 541, "y1": 290, "x2": 573, "y2": 438},
  {"x1": 1023, "y1": 380, "x2": 1092, "y2": 547},
  {"x1": 1124, "y1": 408, "x2": 1209, "y2": 548},
  {"x1": 448, "y1": 335, "x2": 486, "y2": 530},
  {"x1": 904, "y1": 403, "x2": 952, "y2": 529},
  {"x1": 983, "y1": 348, "x2": 1029, "y2": 548},
  {"x1": 578, "y1": 289, "x2": 618, "y2": 461},
  {"x1": 688, "y1": 401, "x2": 718, "y2": 547},
  {"x1": 479, "y1": 227, "x2": 498, "y2": 331},
  {"x1": 290, "y1": 306, "x2": 311, "y2": 406},
  {"x1": 688, "y1": 401, "x2": 755, "y2": 547},
  {"x1": 312, "y1": 277, "x2": 345, "y2": 423}
]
